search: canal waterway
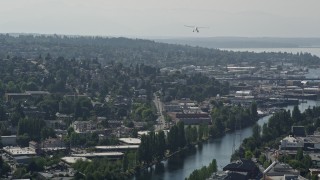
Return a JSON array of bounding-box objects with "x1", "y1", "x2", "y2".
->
[{"x1": 136, "y1": 100, "x2": 320, "y2": 180}]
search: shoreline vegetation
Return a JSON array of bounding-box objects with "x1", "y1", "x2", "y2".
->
[
  {"x1": 132, "y1": 102, "x2": 260, "y2": 179},
  {"x1": 229, "y1": 104, "x2": 320, "y2": 179},
  {"x1": 185, "y1": 159, "x2": 218, "y2": 180},
  {"x1": 129, "y1": 138, "x2": 210, "y2": 179}
]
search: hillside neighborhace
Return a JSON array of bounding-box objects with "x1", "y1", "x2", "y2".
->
[{"x1": 2, "y1": 34, "x2": 320, "y2": 180}]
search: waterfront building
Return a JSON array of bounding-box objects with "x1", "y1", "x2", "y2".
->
[
  {"x1": 280, "y1": 136, "x2": 304, "y2": 150},
  {"x1": 280, "y1": 126, "x2": 317, "y2": 150},
  {"x1": 223, "y1": 159, "x2": 260, "y2": 179}
]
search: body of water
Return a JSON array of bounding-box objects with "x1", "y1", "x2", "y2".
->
[{"x1": 220, "y1": 47, "x2": 320, "y2": 58}]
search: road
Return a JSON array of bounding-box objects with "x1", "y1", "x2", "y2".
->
[{"x1": 153, "y1": 93, "x2": 167, "y2": 131}]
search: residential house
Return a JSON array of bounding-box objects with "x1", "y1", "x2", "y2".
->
[
  {"x1": 72, "y1": 120, "x2": 97, "y2": 133},
  {"x1": 223, "y1": 159, "x2": 260, "y2": 179}
]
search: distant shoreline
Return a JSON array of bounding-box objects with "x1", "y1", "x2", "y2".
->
[{"x1": 221, "y1": 46, "x2": 320, "y2": 49}]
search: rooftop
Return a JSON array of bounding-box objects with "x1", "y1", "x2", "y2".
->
[
  {"x1": 223, "y1": 159, "x2": 259, "y2": 173},
  {"x1": 95, "y1": 145, "x2": 139, "y2": 150},
  {"x1": 119, "y1": 138, "x2": 141, "y2": 145},
  {"x1": 3, "y1": 146, "x2": 36, "y2": 156},
  {"x1": 265, "y1": 162, "x2": 300, "y2": 177},
  {"x1": 71, "y1": 152, "x2": 123, "y2": 158},
  {"x1": 137, "y1": 131, "x2": 150, "y2": 136},
  {"x1": 1, "y1": 135, "x2": 17, "y2": 138},
  {"x1": 25, "y1": 91, "x2": 50, "y2": 95},
  {"x1": 61, "y1": 156, "x2": 91, "y2": 164}
]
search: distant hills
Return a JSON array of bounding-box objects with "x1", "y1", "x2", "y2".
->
[
  {"x1": 154, "y1": 37, "x2": 320, "y2": 49},
  {"x1": 1, "y1": 34, "x2": 319, "y2": 67}
]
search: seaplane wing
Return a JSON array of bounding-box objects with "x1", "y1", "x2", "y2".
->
[{"x1": 185, "y1": 25, "x2": 209, "y2": 33}]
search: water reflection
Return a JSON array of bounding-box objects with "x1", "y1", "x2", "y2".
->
[
  {"x1": 155, "y1": 163, "x2": 165, "y2": 174},
  {"x1": 167, "y1": 153, "x2": 185, "y2": 171}
]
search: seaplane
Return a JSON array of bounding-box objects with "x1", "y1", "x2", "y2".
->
[{"x1": 184, "y1": 25, "x2": 209, "y2": 33}]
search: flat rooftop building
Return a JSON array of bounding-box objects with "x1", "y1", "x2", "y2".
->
[
  {"x1": 3, "y1": 146, "x2": 36, "y2": 156},
  {"x1": 61, "y1": 156, "x2": 91, "y2": 164},
  {"x1": 137, "y1": 131, "x2": 150, "y2": 137},
  {"x1": 71, "y1": 152, "x2": 123, "y2": 159},
  {"x1": 95, "y1": 145, "x2": 139, "y2": 151},
  {"x1": 119, "y1": 138, "x2": 141, "y2": 145}
]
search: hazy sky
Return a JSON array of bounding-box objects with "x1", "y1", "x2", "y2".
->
[{"x1": 1, "y1": 0, "x2": 320, "y2": 38}]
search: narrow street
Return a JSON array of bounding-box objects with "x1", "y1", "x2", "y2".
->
[{"x1": 153, "y1": 93, "x2": 166, "y2": 131}]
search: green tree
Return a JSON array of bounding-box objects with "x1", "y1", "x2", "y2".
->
[
  {"x1": 302, "y1": 154, "x2": 312, "y2": 169},
  {"x1": 0, "y1": 157, "x2": 10, "y2": 177},
  {"x1": 250, "y1": 101, "x2": 258, "y2": 120},
  {"x1": 156, "y1": 130, "x2": 166, "y2": 160},
  {"x1": 0, "y1": 105, "x2": 7, "y2": 121},
  {"x1": 245, "y1": 150, "x2": 253, "y2": 160},
  {"x1": 16, "y1": 133, "x2": 31, "y2": 147},
  {"x1": 7, "y1": 81, "x2": 19, "y2": 92},
  {"x1": 292, "y1": 105, "x2": 302, "y2": 123},
  {"x1": 259, "y1": 154, "x2": 267, "y2": 165},
  {"x1": 191, "y1": 126, "x2": 198, "y2": 143},
  {"x1": 252, "y1": 124, "x2": 261, "y2": 141},
  {"x1": 185, "y1": 125, "x2": 193, "y2": 145},
  {"x1": 168, "y1": 125, "x2": 179, "y2": 152},
  {"x1": 27, "y1": 158, "x2": 45, "y2": 173},
  {"x1": 177, "y1": 121, "x2": 186, "y2": 148},
  {"x1": 295, "y1": 148, "x2": 304, "y2": 161},
  {"x1": 13, "y1": 168, "x2": 27, "y2": 179},
  {"x1": 187, "y1": 159, "x2": 217, "y2": 180},
  {"x1": 122, "y1": 152, "x2": 129, "y2": 172},
  {"x1": 198, "y1": 125, "x2": 204, "y2": 140},
  {"x1": 138, "y1": 134, "x2": 152, "y2": 164},
  {"x1": 142, "y1": 109, "x2": 155, "y2": 121}
]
